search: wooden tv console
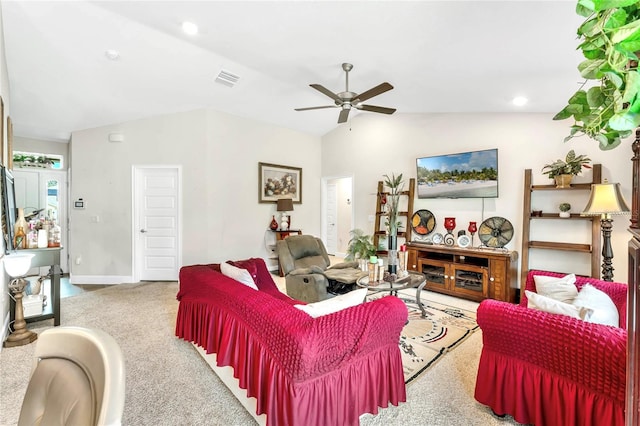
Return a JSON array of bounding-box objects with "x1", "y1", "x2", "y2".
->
[{"x1": 406, "y1": 242, "x2": 518, "y2": 303}]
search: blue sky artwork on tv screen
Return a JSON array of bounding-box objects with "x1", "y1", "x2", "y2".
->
[{"x1": 416, "y1": 148, "x2": 498, "y2": 198}]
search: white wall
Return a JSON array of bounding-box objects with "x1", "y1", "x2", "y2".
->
[
  {"x1": 321, "y1": 112, "x2": 632, "y2": 287},
  {"x1": 69, "y1": 108, "x2": 321, "y2": 281},
  {"x1": 0, "y1": 4, "x2": 11, "y2": 344}
]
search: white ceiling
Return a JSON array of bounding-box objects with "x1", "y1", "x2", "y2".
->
[{"x1": 2, "y1": 1, "x2": 585, "y2": 142}]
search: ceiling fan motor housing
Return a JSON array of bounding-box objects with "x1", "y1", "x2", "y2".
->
[{"x1": 295, "y1": 62, "x2": 396, "y2": 123}]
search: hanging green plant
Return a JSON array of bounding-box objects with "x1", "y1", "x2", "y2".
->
[{"x1": 554, "y1": 0, "x2": 640, "y2": 150}]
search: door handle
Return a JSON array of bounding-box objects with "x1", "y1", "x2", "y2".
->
[{"x1": 140, "y1": 229, "x2": 147, "y2": 233}]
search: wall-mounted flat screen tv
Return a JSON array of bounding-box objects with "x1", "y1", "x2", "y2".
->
[{"x1": 416, "y1": 148, "x2": 498, "y2": 199}]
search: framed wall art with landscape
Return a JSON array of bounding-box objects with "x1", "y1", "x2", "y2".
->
[{"x1": 258, "y1": 162, "x2": 302, "y2": 203}]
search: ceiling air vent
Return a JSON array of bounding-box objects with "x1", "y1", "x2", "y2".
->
[{"x1": 215, "y1": 69, "x2": 240, "y2": 87}]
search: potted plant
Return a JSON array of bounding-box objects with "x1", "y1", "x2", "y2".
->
[
  {"x1": 345, "y1": 229, "x2": 376, "y2": 261},
  {"x1": 541, "y1": 150, "x2": 591, "y2": 188},
  {"x1": 383, "y1": 173, "x2": 404, "y2": 237},
  {"x1": 553, "y1": 1, "x2": 640, "y2": 150},
  {"x1": 559, "y1": 202, "x2": 572, "y2": 218}
]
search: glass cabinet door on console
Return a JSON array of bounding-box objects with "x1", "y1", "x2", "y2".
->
[
  {"x1": 451, "y1": 264, "x2": 488, "y2": 301},
  {"x1": 419, "y1": 259, "x2": 448, "y2": 292}
]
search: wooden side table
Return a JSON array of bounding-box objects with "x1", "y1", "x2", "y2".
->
[{"x1": 270, "y1": 229, "x2": 302, "y2": 276}]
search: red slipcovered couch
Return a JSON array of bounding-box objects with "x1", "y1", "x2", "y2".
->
[
  {"x1": 175, "y1": 258, "x2": 407, "y2": 426},
  {"x1": 474, "y1": 269, "x2": 627, "y2": 426}
]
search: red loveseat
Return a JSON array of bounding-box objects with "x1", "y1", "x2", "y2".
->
[
  {"x1": 175, "y1": 258, "x2": 407, "y2": 426},
  {"x1": 474, "y1": 269, "x2": 627, "y2": 426}
]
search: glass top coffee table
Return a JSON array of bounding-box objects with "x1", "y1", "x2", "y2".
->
[{"x1": 356, "y1": 270, "x2": 427, "y2": 318}]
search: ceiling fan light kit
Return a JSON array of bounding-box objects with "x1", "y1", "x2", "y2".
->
[{"x1": 295, "y1": 63, "x2": 396, "y2": 123}]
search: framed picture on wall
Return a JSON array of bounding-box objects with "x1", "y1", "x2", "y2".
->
[
  {"x1": 258, "y1": 162, "x2": 302, "y2": 203},
  {"x1": 6, "y1": 116, "x2": 12, "y2": 169}
]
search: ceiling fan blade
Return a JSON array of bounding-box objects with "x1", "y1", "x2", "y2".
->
[
  {"x1": 338, "y1": 108, "x2": 350, "y2": 123},
  {"x1": 357, "y1": 104, "x2": 397, "y2": 115},
  {"x1": 353, "y1": 82, "x2": 393, "y2": 103},
  {"x1": 310, "y1": 84, "x2": 342, "y2": 102},
  {"x1": 295, "y1": 105, "x2": 338, "y2": 111}
]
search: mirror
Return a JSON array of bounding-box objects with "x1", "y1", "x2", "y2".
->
[{"x1": 1, "y1": 166, "x2": 16, "y2": 253}]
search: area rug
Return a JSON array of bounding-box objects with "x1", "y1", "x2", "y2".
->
[{"x1": 367, "y1": 290, "x2": 479, "y2": 384}]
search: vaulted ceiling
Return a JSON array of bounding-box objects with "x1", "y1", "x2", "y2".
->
[{"x1": 2, "y1": 1, "x2": 584, "y2": 142}]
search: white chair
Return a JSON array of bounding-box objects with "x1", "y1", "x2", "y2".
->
[{"x1": 18, "y1": 326, "x2": 125, "y2": 426}]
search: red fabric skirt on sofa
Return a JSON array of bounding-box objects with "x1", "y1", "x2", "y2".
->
[
  {"x1": 476, "y1": 349, "x2": 624, "y2": 426},
  {"x1": 176, "y1": 299, "x2": 406, "y2": 426}
]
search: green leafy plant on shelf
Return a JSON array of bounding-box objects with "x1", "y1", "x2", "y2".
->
[
  {"x1": 345, "y1": 229, "x2": 376, "y2": 261},
  {"x1": 541, "y1": 150, "x2": 592, "y2": 178},
  {"x1": 559, "y1": 202, "x2": 572, "y2": 212},
  {"x1": 554, "y1": 0, "x2": 640, "y2": 150}
]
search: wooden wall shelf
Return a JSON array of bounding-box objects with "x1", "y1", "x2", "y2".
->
[{"x1": 520, "y1": 164, "x2": 602, "y2": 289}]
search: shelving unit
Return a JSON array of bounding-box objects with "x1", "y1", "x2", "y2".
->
[
  {"x1": 9, "y1": 247, "x2": 62, "y2": 326},
  {"x1": 373, "y1": 178, "x2": 415, "y2": 256},
  {"x1": 520, "y1": 164, "x2": 602, "y2": 289}
]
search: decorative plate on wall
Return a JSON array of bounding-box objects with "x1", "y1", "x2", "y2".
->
[
  {"x1": 478, "y1": 216, "x2": 514, "y2": 248},
  {"x1": 411, "y1": 209, "x2": 436, "y2": 236}
]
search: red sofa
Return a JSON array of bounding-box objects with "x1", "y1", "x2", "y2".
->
[
  {"x1": 175, "y1": 258, "x2": 407, "y2": 426},
  {"x1": 474, "y1": 269, "x2": 627, "y2": 426}
]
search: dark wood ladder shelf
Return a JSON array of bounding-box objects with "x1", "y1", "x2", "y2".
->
[
  {"x1": 520, "y1": 164, "x2": 602, "y2": 289},
  {"x1": 373, "y1": 178, "x2": 415, "y2": 256}
]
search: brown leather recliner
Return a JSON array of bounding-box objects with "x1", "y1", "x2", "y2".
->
[{"x1": 276, "y1": 234, "x2": 366, "y2": 303}]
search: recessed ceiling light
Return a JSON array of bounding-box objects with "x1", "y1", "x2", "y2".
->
[
  {"x1": 512, "y1": 96, "x2": 528, "y2": 106},
  {"x1": 182, "y1": 21, "x2": 198, "y2": 35},
  {"x1": 104, "y1": 49, "x2": 120, "y2": 60}
]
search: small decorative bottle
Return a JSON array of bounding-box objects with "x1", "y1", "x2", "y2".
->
[
  {"x1": 13, "y1": 226, "x2": 26, "y2": 249},
  {"x1": 269, "y1": 215, "x2": 278, "y2": 230},
  {"x1": 14, "y1": 208, "x2": 28, "y2": 241},
  {"x1": 37, "y1": 229, "x2": 48, "y2": 248},
  {"x1": 48, "y1": 220, "x2": 61, "y2": 247}
]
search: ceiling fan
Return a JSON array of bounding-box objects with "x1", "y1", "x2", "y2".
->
[{"x1": 295, "y1": 63, "x2": 396, "y2": 123}]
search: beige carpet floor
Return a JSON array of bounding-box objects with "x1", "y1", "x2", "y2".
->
[{"x1": 0, "y1": 279, "x2": 521, "y2": 425}]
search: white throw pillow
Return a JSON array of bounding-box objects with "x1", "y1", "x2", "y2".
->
[
  {"x1": 533, "y1": 274, "x2": 578, "y2": 304},
  {"x1": 220, "y1": 262, "x2": 258, "y2": 290},
  {"x1": 294, "y1": 288, "x2": 368, "y2": 318},
  {"x1": 526, "y1": 290, "x2": 592, "y2": 320},
  {"x1": 572, "y1": 284, "x2": 619, "y2": 327}
]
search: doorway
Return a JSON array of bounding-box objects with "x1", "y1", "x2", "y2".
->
[
  {"x1": 322, "y1": 176, "x2": 354, "y2": 257},
  {"x1": 132, "y1": 166, "x2": 182, "y2": 281}
]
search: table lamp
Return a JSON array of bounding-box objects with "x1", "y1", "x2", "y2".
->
[
  {"x1": 277, "y1": 198, "x2": 294, "y2": 231},
  {"x1": 581, "y1": 181, "x2": 630, "y2": 281},
  {"x1": 3, "y1": 252, "x2": 36, "y2": 347}
]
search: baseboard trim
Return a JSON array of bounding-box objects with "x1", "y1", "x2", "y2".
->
[
  {"x1": 192, "y1": 344, "x2": 266, "y2": 426},
  {"x1": 69, "y1": 275, "x2": 134, "y2": 285}
]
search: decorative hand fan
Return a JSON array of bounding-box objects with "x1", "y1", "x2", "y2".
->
[
  {"x1": 478, "y1": 216, "x2": 514, "y2": 248},
  {"x1": 411, "y1": 209, "x2": 436, "y2": 236}
]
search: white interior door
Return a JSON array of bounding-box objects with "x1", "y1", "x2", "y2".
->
[
  {"x1": 133, "y1": 166, "x2": 181, "y2": 281},
  {"x1": 322, "y1": 176, "x2": 353, "y2": 257},
  {"x1": 326, "y1": 183, "x2": 338, "y2": 255}
]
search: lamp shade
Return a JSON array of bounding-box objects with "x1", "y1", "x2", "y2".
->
[
  {"x1": 276, "y1": 198, "x2": 294, "y2": 212},
  {"x1": 3, "y1": 253, "x2": 34, "y2": 277},
  {"x1": 581, "y1": 182, "x2": 630, "y2": 216}
]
